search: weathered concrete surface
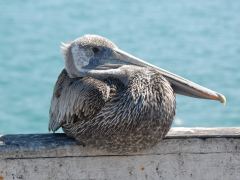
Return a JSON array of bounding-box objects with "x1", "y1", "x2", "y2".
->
[{"x1": 0, "y1": 128, "x2": 240, "y2": 180}]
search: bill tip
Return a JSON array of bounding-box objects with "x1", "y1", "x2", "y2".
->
[{"x1": 218, "y1": 94, "x2": 226, "y2": 105}]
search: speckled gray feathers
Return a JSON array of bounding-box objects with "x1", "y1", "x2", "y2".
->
[{"x1": 49, "y1": 66, "x2": 176, "y2": 153}]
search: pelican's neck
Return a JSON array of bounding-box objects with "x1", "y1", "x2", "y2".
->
[
  {"x1": 75, "y1": 65, "x2": 143, "y2": 86},
  {"x1": 81, "y1": 68, "x2": 128, "y2": 85}
]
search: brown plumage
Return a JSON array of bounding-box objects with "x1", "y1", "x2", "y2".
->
[
  {"x1": 49, "y1": 35, "x2": 225, "y2": 153},
  {"x1": 50, "y1": 67, "x2": 175, "y2": 152}
]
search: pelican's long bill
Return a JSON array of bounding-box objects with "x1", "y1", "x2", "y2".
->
[{"x1": 113, "y1": 48, "x2": 226, "y2": 104}]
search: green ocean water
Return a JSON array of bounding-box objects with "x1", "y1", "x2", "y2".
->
[{"x1": 0, "y1": 0, "x2": 239, "y2": 134}]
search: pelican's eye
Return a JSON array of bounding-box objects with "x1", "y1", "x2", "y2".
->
[{"x1": 92, "y1": 47, "x2": 100, "y2": 54}]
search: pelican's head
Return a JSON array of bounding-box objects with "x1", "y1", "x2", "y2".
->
[
  {"x1": 61, "y1": 35, "x2": 121, "y2": 78},
  {"x1": 61, "y1": 34, "x2": 226, "y2": 104}
]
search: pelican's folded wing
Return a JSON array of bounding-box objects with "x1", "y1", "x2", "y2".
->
[{"x1": 49, "y1": 69, "x2": 110, "y2": 132}]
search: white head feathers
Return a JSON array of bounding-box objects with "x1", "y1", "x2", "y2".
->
[{"x1": 60, "y1": 42, "x2": 71, "y2": 58}]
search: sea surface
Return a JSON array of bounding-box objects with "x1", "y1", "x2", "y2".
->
[{"x1": 0, "y1": 0, "x2": 239, "y2": 134}]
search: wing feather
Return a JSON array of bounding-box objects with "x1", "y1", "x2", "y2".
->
[{"x1": 49, "y1": 69, "x2": 110, "y2": 132}]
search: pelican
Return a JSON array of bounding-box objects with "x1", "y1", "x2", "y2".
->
[{"x1": 49, "y1": 34, "x2": 226, "y2": 152}]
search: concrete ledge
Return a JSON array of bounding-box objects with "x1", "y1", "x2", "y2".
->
[{"x1": 0, "y1": 128, "x2": 240, "y2": 180}]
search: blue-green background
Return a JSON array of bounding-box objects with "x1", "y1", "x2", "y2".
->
[{"x1": 0, "y1": 0, "x2": 239, "y2": 133}]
